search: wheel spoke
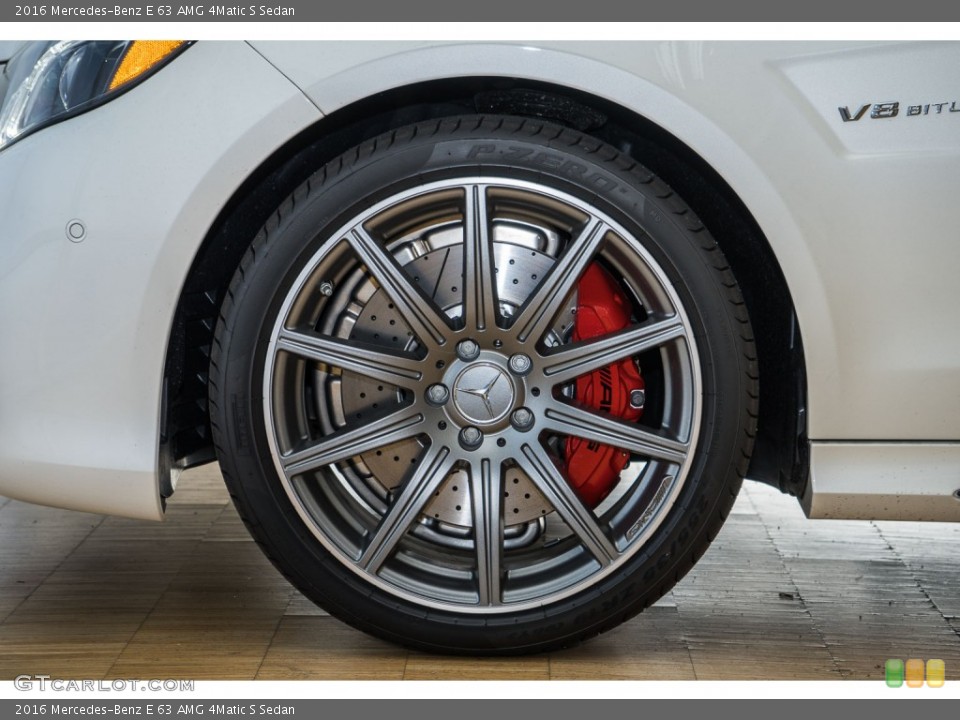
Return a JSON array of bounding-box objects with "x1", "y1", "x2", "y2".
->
[
  {"x1": 541, "y1": 316, "x2": 686, "y2": 386},
  {"x1": 469, "y1": 458, "x2": 503, "y2": 606},
  {"x1": 277, "y1": 329, "x2": 423, "y2": 388},
  {"x1": 518, "y1": 443, "x2": 618, "y2": 566},
  {"x1": 462, "y1": 185, "x2": 499, "y2": 332},
  {"x1": 511, "y1": 218, "x2": 606, "y2": 345},
  {"x1": 349, "y1": 226, "x2": 450, "y2": 351},
  {"x1": 264, "y1": 173, "x2": 706, "y2": 618},
  {"x1": 542, "y1": 402, "x2": 689, "y2": 465},
  {"x1": 281, "y1": 407, "x2": 425, "y2": 477},
  {"x1": 359, "y1": 444, "x2": 456, "y2": 572}
]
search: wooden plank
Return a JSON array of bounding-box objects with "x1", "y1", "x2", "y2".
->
[
  {"x1": 0, "y1": 472, "x2": 958, "y2": 681},
  {"x1": 257, "y1": 617, "x2": 407, "y2": 680},
  {"x1": 403, "y1": 655, "x2": 550, "y2": 680},
  {"x1": 549, "y1": 605, "x2": 697, "y2": 680}
]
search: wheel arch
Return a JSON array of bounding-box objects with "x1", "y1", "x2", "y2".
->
[{"x1": 162, "y1": 74, "x2": 809, "y2": 500}]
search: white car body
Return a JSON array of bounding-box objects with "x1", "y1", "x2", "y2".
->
[{"x1": 1, "y1": 39, "x2": 958, "y2": 522}]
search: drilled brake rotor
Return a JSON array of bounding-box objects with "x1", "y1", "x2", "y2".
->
[{"x1": 334, "y1": 220, "x2": 575, "y2": 527}]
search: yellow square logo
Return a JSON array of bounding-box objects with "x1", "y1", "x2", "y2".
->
[{"x1": 926, "y1": 659, "x2": 945, "y2": 688}]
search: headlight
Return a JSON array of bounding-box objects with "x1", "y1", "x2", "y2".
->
[{"x1": 0, "y1": 40, "x2": 190, "y2": 150}]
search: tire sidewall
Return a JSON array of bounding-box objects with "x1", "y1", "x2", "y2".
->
[{"x1": 212, "y1": 117, "x2": 751, "y2": 653}]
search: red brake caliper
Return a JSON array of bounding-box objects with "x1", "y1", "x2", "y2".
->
[{"x1": 563, "y1": 263, "x2": 645, "y2": 508}]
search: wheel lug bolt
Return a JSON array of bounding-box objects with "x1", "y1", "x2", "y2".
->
[
  {"x1": 426, "y1": 384, "x2": 449, "y2": 406},
  {"x1": 629, "y1": 389, "x2": 646, "y2": 409},
  {"x1": 456, "y1": 339, "x2": 480, "y2": 361},
  {"x1": 508, "y1": 353, "x2": 532, "y2": 376},
  {"x1": 510, "y1": 408, "x2": 535, "y2": 431},
  {"x1": 459, "y1": 426, "x2": 483, "y2": 450}
]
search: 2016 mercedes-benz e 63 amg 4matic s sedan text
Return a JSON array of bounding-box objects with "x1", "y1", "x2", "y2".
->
[{"x1": 1, "y1": 40, "x2": 958, "y2": 654}]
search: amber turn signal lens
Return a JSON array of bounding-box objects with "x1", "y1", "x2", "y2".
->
[{"x1": 109, "y1": 41, "x2": 186, "y2": 91}]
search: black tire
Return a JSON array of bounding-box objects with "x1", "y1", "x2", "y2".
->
[{"x1": 209, "y1": 115, "x2": 758, "y2": 655}]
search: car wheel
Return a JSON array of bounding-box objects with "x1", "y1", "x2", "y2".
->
[{"x1": 208, "y1": 115, "x2": 757, "y2": 654}]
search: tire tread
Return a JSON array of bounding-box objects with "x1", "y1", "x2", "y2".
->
[{"x1": 208, "y1": 115, "x2": 759, "y2": 655}]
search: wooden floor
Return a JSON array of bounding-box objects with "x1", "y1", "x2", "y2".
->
[{"x1": 1, "y1": 465, "x2": 959, "y2": 681}]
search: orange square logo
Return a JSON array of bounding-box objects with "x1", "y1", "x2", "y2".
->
[{"x1": 905, "y1": 658, "x2": 925, "y2": 687}]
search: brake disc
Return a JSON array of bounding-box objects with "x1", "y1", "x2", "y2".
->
[{"x1": 321, "y1": 219, "x2": 576, "y2": 531}]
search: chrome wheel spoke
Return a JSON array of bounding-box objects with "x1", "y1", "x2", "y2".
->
[
  {"x1": 543, "y1": 402, "x2": 689, "y2": 465},
  {"x1": 349, "y1": 226, "x2": 450, "y2": 351},
  {"x1": 277, "y1": 329, "x2": 423, "y2": 388},
  {"x1": 462, "y1": 185, "x2": 499, "y2": 332},
  {"x1": 281, "y1": 407, "x2": 424, "y2": 477},
  {"x1": 512, "y1": 218, "x2": 606, "y2": 344},
  {"x1": 541, "y1": 316, "x2": 686, "y2": 385},
  {"x1": 359, "y1": 445, "x2": 456, "y2": 573},
  {"x1": 470, "y1": 458, "x2": 503, "y2": 606},
  {"x1": 518, "y1": 443, "x2": 619, "y2": 565}
]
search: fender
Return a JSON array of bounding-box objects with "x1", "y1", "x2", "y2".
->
[
  {"x1": 251, "y1": 40, "x2": 960, "y2": 446},
  {"x1": 251, "y1": 41, "x2": 836, "y2": 439}
]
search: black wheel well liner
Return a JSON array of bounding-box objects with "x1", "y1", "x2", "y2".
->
[{"x1": 160, "y1": 76, "x2": 809, "y2": 499}]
